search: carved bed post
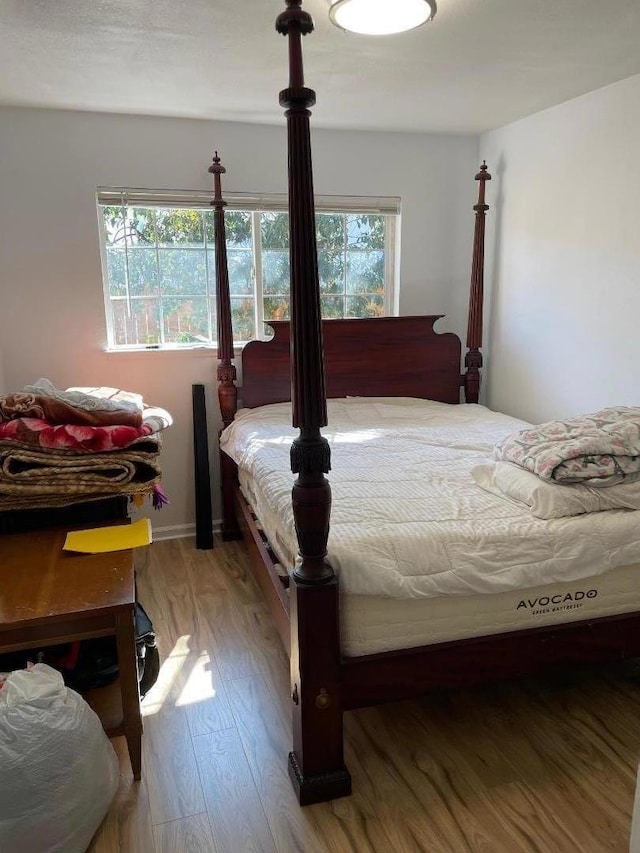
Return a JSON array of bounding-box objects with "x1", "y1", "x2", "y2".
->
[
  {"x1": 209, "y1": 152, "x2": 241, "y2": 540},
  {"x1": 276, "y1": 0, "x2": 351, "y2": 804},
  {"x1": 464, "y1": 161, "x2": 491, "y2": 404}
]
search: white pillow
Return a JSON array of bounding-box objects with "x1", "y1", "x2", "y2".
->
[{"x1": 472, "y1": 461, "x2": 640, "y2": 519}]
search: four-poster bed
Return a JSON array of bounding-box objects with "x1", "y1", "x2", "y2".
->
[{"x1": 209, "y1": 0, "x2": 640, "y2": 805}]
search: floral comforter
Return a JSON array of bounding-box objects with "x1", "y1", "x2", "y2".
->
[{"x1": 495, "y1": 406, "x2": 640, "y2": 484}]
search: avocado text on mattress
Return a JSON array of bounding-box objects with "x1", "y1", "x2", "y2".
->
[{"x1": 517, "y1": 589, "x2": 599, "y2": 616}]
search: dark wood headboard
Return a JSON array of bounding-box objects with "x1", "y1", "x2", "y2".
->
[{"x1": 241, "y1": 315, "x2": 462, "y2": 409}]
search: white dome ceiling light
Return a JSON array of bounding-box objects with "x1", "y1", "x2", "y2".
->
[{"x1": 328, "y1": 0, "x2": 437, "y2": 36}]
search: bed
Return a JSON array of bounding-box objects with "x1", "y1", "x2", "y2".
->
[{"x1": 209, "y1": 0, "x2": 640, "y2": 805}]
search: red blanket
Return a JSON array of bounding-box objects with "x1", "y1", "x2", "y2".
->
[{"x1": 0, "y1": 418, "x2": 154, "y2": 452}]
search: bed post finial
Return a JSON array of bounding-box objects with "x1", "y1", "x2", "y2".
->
[
  {"x1": 277, "y1": 0, "x2": 331, "y2": 585},
  {"x1": 208, "y1": 150, "x2": 236, "y2": 428},
  {"x1": 277, "y1": 0, "x2": 351, "y2": 807},
  {"x1": 209, "y1": 151, "x2": 241, "y2": 542},
  {"x1": 464, "y1": 161, "x2": 491, "y2": 404}
]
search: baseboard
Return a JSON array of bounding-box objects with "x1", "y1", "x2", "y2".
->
[{"x1": 152, "y1": 519, "x2": 222, "y2": 542}]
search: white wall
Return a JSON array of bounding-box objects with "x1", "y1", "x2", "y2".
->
[
  {"x1": 0, "y1": 107, "x2": 478, "y2": 533},
  {"x1": 480, "y1": 74, "x2": 640, "y2": 423}
]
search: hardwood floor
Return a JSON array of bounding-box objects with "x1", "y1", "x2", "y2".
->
[{"x1": 89, "y1": 538, "x2": 640, "y2": 852}]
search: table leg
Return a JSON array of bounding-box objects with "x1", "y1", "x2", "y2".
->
[{"x1": 115, "y1": 608, "x2": 143, "y2": 780}]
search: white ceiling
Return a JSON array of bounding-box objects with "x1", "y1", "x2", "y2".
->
[{"x1": 1, "y1": 0, "x2": 640, "y2": 134}]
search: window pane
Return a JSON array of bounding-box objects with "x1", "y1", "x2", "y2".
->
[
  {"x1": 110, "y1": 300, "x2": 129, "y2": 346},
  {"x1": 316, "y1": 214, "x2": 344, "y2": 252},
  {"x1": 231, "y1": 297, "x2": 256, "y2": 341},
  {"x1": 159, "y1": 249, "x2": 207, "y2": 295},
  {"x1": 346, "y1": 214, "x2": 385, "y2": 250},
  {"x1": 204, "y1": 210, "x2": 252, "y2": 248},
  {"x1": 111, "y1": 298, "x2": 161, "y2": 346},
  {"x1": 320, "y1": 295, "x2": 345, "y2": 319},
  {"x1": 261, "y1": 213, "x2": 289, "y2": 250},
  {"x1": 106, "y1": 248, "x2": 126, "y2": 296},
  {"x1": 207, "y1": 248, "x2": 253, "y2": 295},
  {"x1": 103, "y1": 207, "x2": 127, "y2": 246},
  {"x1": 263, "y1": 250, "x2": 290, "y2": 295},
  {"x1": 127, "y1": 248, "x2": 159, "y2": 297},
  {"x1": 206, "y1": 248, "x2": 216, "y2": 290},
  {"x1": 263, "y1": 296, "x2": 290, "y2": 321},
  {"x1": 125, "y1": 208, "x2": 157, "y2": 246},
  {"x1": 227, "y1": 212, "x2": 252, "y2": 247},
  {"x1": 155, "y1": 208, "x2": 204, "y2": 247},
  {"x1": 163, "y1": 297, "x2": 211, "y2": 344},
  {"x1": 346, "y1": 250, "x2": 384, "y2": 294},
  {"x1": 318, "y1": 251, "x2": 344, "y2": 294},
  {"x1": 228, "y1": 249, "x2": 254, "y2": 295},
  {"x1": 346, "y1": 294, "x2": 384, "y2": 318}
]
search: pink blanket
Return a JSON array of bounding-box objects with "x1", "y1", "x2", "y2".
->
[{"x1": 0, "y1": 418, "x2": 154, "y2": 452}]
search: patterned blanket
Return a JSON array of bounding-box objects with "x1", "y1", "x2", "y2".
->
[
  {"x1": 0, "y1": 438, "x2": 162, "y2": 510},
  {"x1": 0, "y1": 407, "x2": 172, "y2": 452},
  {"x1": 0, "y1": 392, "x2": 144, "y2": 428},
  {"x1": 495, "y1": 406, "x2": 640, "y2": 484},
  {"x1": 1, "y1": 380, "x2": 144, "y2": 427}
]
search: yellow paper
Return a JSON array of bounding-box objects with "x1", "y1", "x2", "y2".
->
[{"x1": 63, "y1": 518, "x2": 152, "y2": 553}]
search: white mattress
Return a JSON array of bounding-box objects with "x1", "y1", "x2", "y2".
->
[
  {"x1": 222, "y1": 397, "x2": 640, "y2": 600},
  {"x1": 239, "y1": 470, "x2": 640, "y2": 655},
  {"x1": 340, "y1": 565, "x2": 640, "y2": 655}
]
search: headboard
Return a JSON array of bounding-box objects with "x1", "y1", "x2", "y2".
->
[{"x1": 241, "y1": 315, "x2": 462, "y2": 409}]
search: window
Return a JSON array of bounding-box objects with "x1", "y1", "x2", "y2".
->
[{"x1": 98, "y1": 190, "x2": 399, "y2": 349}]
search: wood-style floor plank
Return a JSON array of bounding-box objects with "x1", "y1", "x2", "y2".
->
[
  {"x1": 226, "y1": 673, "x2": 329, "y2": 853},
  {"x1": 194, "y1": 728, "x2": 276, "y2": 853},
  {"x1": 348, "y1": 704, "x2": 530, "y2": 853},
  {"x1": 88, "y1": 737, "x2": 155, "y2": 853},
  {"x1": 143, "y1": 699, "x2": 206, "y2": 825},
  {"x1": 189, "y1": 547, "x2": 285, "y2": 683},
  {"x1": 91, "y1": 537, "x2": 640, "y2": 853},
  {"x1": 153, "y1": 812, "x2": 216, "y2": 853}
]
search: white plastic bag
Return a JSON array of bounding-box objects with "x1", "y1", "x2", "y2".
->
[{"x1": 0, "y1": 663, "x2": 119, "y2": 853}]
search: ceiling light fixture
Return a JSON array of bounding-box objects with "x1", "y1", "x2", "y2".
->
[{"x1": 328, "y1": 0, "x2": 436, "y2": 36}]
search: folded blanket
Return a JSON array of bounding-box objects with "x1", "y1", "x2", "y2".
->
[
  {"x1": 0, "y1": 433, "x2": 160, "y2": 456},
  {"x1": 495, "y1": 406, "x2": 640, "y2": 484},
  {"x1": 25, "y1": 379, "x2": 143, "y2": 414},
  {"x1": 0, "y1": 392, "x2": 143, "y2": 428},
  {"x1": 0, "y1": 442, "x2": 161, "y2": 506},
  {"x1": 0, "y1": 487, "x2": 155, "y2": 512},
  {"x1": 0, "y1": 409, "x2": 171, "y2": 452},
  {"x1": 473, "y1": 461, "x2": 640, "y2": 519}
]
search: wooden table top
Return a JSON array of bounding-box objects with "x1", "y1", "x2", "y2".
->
[{"x1": 0, "y1": 527, "x2": 135, "y2": 630}]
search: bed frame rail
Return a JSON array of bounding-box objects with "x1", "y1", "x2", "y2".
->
[{"x1": 341, "y1": 612, "x2": 640, "y2": 709}]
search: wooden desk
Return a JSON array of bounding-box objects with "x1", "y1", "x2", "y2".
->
[{"x1": 0, "y1": 527, "x2": 142, "y2": 779}]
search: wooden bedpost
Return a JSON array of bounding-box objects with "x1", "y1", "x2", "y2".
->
[
  {"x1": 464, "y1": 161, "x2": 491, "y2": 404},
  {"x1": 276, "y1": 0, "x2": 351, "y2": 804},
  {"x1": 209, "y1": 152, "x2": 241, "y2": 540}
]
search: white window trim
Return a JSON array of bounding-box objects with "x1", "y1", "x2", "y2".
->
[{"x1": 97, "y1": 187, "x2": 400, "y2": 215}]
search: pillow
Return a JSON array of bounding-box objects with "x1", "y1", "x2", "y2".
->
[{"x1": 472, "y1": 461, "x2": 640, "y2": 519}]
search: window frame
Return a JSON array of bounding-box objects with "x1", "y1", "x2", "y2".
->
[{"x1": 97, "y1": 190, "x2": 400, "y2": 351}]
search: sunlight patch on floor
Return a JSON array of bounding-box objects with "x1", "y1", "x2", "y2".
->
[
  {"x1": 141, "y1": 634, "x2": 191, "y2": 717},
  {"x1": 175, "y1": 651, "x2": 217, "y2": 708}
]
